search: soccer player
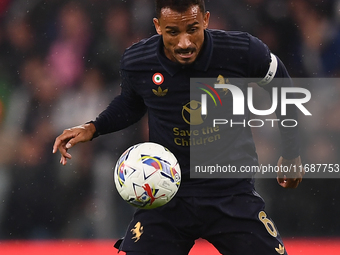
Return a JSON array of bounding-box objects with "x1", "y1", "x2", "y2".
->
[{"x1": 53, "y1": 0, "x2": 305, "y2": 254}]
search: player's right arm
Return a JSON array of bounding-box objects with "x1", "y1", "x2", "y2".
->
[
  {"x1": 53, "y1": 70, "x2": 147, "y2": 165},
  {"x1": 52, "y1": 122, "x2": 96, "y2": 165}
]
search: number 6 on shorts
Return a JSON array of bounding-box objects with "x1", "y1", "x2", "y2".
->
[{"x1": 258, "y1": 211, "x2": 278, "y2": 237}]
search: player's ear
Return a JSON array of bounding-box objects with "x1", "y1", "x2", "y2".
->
[
  {"x1": 153, "y1": 18, "x2": 162, "y2": 35},
  {"x1": 203, "y1": 11, "x2": 210, "y2": 29}
]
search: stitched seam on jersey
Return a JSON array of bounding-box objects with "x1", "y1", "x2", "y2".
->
[
  {"x1": 124, "y1": 47, "x2": 158, "y2": 61},
  {"x1": 213, "y1": 39, "x2": 249, "y2": 46},
  {"x1": 124, "y1": 40, "x2": 159, "y2": 55},
  {"x1": 123, "y1": 53, "x2": 158, "y2": 66}
]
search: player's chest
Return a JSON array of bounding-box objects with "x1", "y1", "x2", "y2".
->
[{"x1": 129, "y1": 69, "x2": 248, "y2": 105}]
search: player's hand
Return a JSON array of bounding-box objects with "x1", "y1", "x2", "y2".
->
[
  {"x1": 52, "y1": 123, "x2": 96, "y2": 165},
  {"x1": 277, "y1": 156, "x2": 305, "y2": 189}
]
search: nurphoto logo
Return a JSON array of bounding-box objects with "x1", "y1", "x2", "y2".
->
[{"x1": 197, "y1": 79, "x2": 312, "y2": 128}]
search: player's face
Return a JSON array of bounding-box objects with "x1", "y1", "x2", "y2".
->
[{"x1": 153, "y1": 5, "x2": 210, "y2": 65}]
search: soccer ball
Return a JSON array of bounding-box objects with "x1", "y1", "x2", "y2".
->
[{"x1": 113, "y1": 142, "x2": 181, "y2": 209}]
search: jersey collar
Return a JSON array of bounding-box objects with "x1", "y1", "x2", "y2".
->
[{"x1": 157, "y1": 30, "x2": 213, "y2": 76}]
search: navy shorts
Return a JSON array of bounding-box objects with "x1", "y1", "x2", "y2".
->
[{"x1": 115, "y1": 191, "x2": 287, "y2": 255}]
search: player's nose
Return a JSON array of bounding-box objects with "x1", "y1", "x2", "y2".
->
[{"x1": 178, "y1": 34, "x2": 191, "y2": 49}]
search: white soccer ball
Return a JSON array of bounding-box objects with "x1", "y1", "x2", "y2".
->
[{"x1": 113, "y1": 142, "x2": 181, "y2": 209}]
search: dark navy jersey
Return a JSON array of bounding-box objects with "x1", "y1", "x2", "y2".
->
[{"x1": 92, "y1": 29, "x2": 300, "y2": 197}]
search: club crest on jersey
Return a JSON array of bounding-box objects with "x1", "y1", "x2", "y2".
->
[
  {"x1": 216, "y1": 75, "x2": 229, "y2": 95},
  {"x1": 152, "y1": 73, "x2": 164, "y2": 85}
]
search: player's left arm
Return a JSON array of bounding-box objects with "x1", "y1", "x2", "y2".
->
[
  {"x1": 249, "y1": 36, "x2": 305, "y2": 188},
  {"x1": 260, "y1": 54, "x2": 305, "y2": 188},
  {"x1": 260, "y1": 55, "x2": 305, "y2": 188}
]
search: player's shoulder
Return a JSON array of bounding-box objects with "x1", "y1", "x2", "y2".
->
[
  {"x1": 209, "y1": 29, "x2": 250, "y2": 42},
  {"x1": 207, "y1": 29, "x2": 271, "y2": 77},
  {"x1": 208, "y1": 29, "x2": 267, "y2": 51},
  {"x1": 121, "y1": 34, "x2": 160, "y2": 71}
]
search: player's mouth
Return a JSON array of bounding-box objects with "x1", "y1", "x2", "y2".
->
[
  {"x1": 175, "y1": 48, "x2": 196, "y2": 60},
  {"x1": 178, "y1": 51, "x2": 195, "y2": 59}
]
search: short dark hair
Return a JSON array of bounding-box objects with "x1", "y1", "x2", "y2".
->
[{"x1": 155, "y1": 0, "x2": 206, "y2": 18}]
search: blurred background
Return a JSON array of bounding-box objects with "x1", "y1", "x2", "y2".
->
[{"x1": 0, "y1": 0, "x2": 339, "y2": 241}]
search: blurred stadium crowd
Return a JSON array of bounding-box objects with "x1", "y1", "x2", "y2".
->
[{"x1": 0, "y1": 0, "x2": 340, "y2": 240}]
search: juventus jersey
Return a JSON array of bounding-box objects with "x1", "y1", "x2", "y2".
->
[{"x1": 92, "y1": 29, "x2": 300, "y2": 197}]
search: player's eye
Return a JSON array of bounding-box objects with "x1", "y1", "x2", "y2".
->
[
  {"x1": 167, "y1": 30, "x2": 178, "y2": 36},
  {"x1": 188, "y1": 27, "x2": 198, "y2": 33}
]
